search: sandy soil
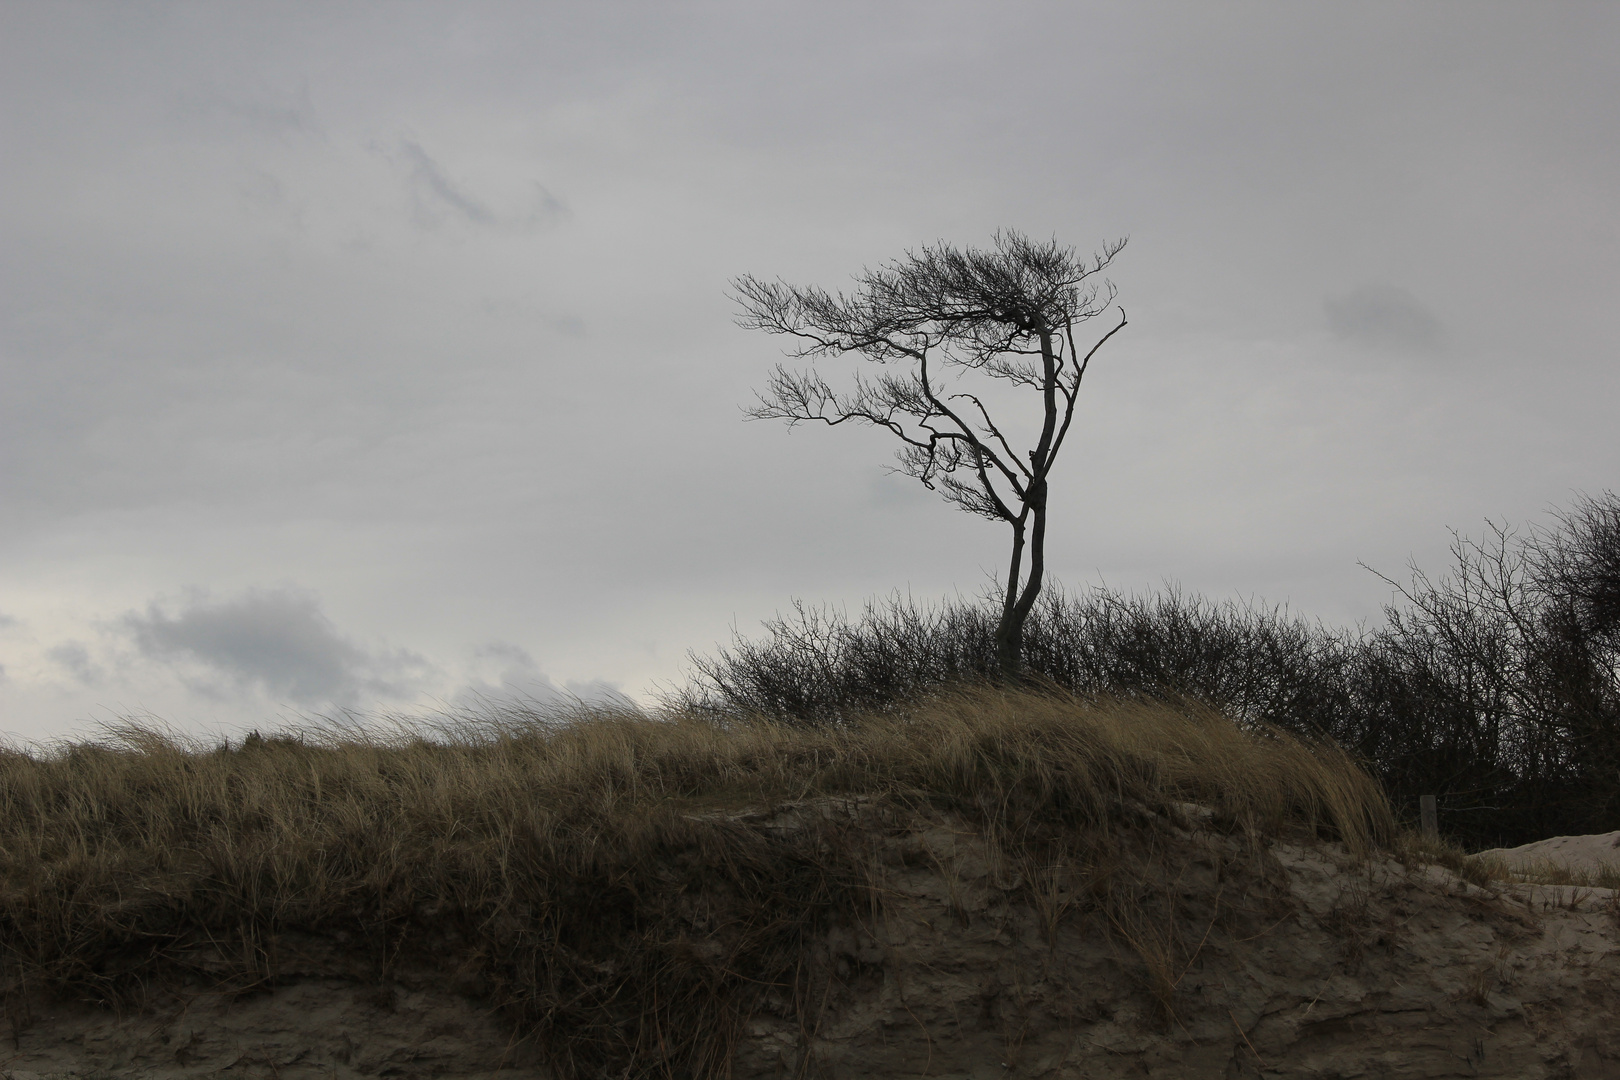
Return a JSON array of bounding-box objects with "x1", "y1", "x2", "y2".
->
[
  {"x1": 735, "y1": 804, "x2": 1620, "y2": 1079},
  {"x1": 1, "y1": 982, "x2": 544, "y2": 1080},
  {"x1": 1478, "y1": 830, "x2": 1620, "y2": 877},
  {"x1": 5, "y1": 808, "x2": 1619, "y2": 1079}
]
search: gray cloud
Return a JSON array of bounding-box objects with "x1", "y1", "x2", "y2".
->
[
  {"x1": 528, "y1": 184, "x2": 570, "y2": 230},
  {"x1": 550, "y1": 314, "x2": 587, "y2": 337},
  {"x1": 396, "y1": 139, "x2": 497, "y2": 228},
  {"x1": 181, "y1": 80, "x2": 322, "y2": 139},
  {"x1": 47, "y1": 641, "x2": 101, "y2": 687},
  {"x1": 124, "y1": 589, "x2": 428, "y2": 707},
  {"x1": 387, "y1": 140, "x2": 569, "y2": 233},
  {"x1": 453, "y1": 642, "x2": 629, "y2": 711},
  {"x1": 1325, "y1": 285, "x2": 1445, "y2": 353},
  {"x1": 1, "y1": 3, "x2": 1616, "y2": 740},
  {"x1": 0, "y1": 612, "x2": 15, "y2": 683}
]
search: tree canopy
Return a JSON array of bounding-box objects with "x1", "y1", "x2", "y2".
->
[{"x1": 733, "y1": 231, "x2": 1128, "y2": 673}]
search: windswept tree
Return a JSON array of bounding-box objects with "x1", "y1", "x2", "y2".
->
[{"x1": 732, "y1": 231, "x2": 1128, "y2": 675}]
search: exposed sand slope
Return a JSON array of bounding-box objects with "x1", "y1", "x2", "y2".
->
[
  {"x1": 1, "y1": 982, "x2": 544, "y2": 1080},
  {"x1": 1478, "y1": 830, "x2": 1620, "y2": 877},
  {"x1": 5, "y1": 805, "x2": 1619, "y2": 1079},
  {"x1": 735, "y1": 803, "x2": 1620, "y2": 1079}
]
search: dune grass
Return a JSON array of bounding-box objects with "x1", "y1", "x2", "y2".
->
[
  {"x1": 1462, "y1": 854, "x2": 1620, "y2": 890},
  {"x1": 0, "y1": 685, "x2": 1394, "y2": 1078}
]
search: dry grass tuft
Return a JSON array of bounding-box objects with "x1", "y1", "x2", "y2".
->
[
  {"x1": 1465, "y1": 854, "x2": 1620, "y2": 890},
  {"x1": 1396, "y1": 832, "x2": 1620, "y2": 892},
  {"x1": 1396, "y1": 833, "x2": 1503, "y2": 890},
  {"x1": 0, "y1": 685, "x2": 1392, "y2": 1078}
]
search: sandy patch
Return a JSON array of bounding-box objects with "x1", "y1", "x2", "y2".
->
[{"x1": 1478, "y1": 830, "x2": 1620, "y2": 876}]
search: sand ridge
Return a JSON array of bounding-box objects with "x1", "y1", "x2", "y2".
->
[
  {"x1": 1478, "y1": 830, "x2": 1620, "y2": 877},
  {"x1": 4, "y1": 805, "x2": 1619, "y2": 1079}
]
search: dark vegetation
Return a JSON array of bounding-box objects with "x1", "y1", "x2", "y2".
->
[
  {"x1": 0, "y1": 690, "x2": 1387, "y2": 1079},
  {"x1": 733, "y1": 231, "x2": 1127, "y2": 674},
  {"x1": 724, "y1": 233, "x2": 1616, "y2": 849},
  {"x1": 2, "y1": 500, "x2": 1607, "y2": 1079},
  {"x1": 1, "y1": 230, "x2": 1601, "y2": 1078},
  {"x1": 676, "y1": 493, "x2": 1620, "y2": 850}
]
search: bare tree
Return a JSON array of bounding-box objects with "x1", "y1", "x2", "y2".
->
[{"x1": 732, "y1": 231, "x2": 1128, "y2": 675}]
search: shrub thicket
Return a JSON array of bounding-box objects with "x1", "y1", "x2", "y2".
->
[{"x1": 676, "y1": 493, "x2": 1620, "y2": 849}]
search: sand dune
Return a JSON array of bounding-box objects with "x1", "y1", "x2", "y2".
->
[
  {"x1": 1478, "y1": 830, "x2": 1620, "y2": 879},
  {"x1": 4, "y1": 804, "x2": 1618, "y2": 1079}
]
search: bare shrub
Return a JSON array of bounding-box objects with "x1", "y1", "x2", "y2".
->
[
  {"x1": 1364, "y1": 491, "x2": 1620, "y2": 845},
  {"x1": 677, "y1": 493, "x2": 1620, "y2": 848}
]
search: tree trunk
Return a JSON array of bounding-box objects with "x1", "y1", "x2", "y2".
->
[
  {"x1": 996, "y1": 519, "x2": 1028, "y2": 677},
  {"x1": 993, "y1": 610, "x2": 1023, "y2": 677},
  {"x1": 994, "y1": 329, "x2": 1059, "y2": 681},
  {"x1": 994, "y1": 481, "x2": 1048, "y2": 679}
]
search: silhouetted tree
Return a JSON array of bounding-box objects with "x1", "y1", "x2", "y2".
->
[
  {"x1": 1362, "y1": 492, "x2": 1620, "y2": 841},
  {"x1": 732, "y1": 232, "x2": 1127, "y2": 674},
  {"x1": 1534, "y1": 491, "x2": 1620, "y2": 640}
]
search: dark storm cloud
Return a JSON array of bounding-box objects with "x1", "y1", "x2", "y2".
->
[
  {"x1": 124, "y1": 589, "x2": 429, "y2": 707},
  {"x1": 1325, "y1": 285, "x2": 1445, "y2": 353}
]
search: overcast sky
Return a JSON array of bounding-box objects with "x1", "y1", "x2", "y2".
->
[{"x1": 2, "y1": 2, "x2": 1616, "y2": 742}]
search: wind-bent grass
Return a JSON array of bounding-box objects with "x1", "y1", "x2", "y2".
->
[{"x1": 0, "y1": 686, "x2": 1393, "y2": 1079}]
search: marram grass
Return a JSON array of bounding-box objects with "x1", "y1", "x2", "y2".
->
[{"x1": 0, "y1": 685, "x2": 1395, "y2": 1078}]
